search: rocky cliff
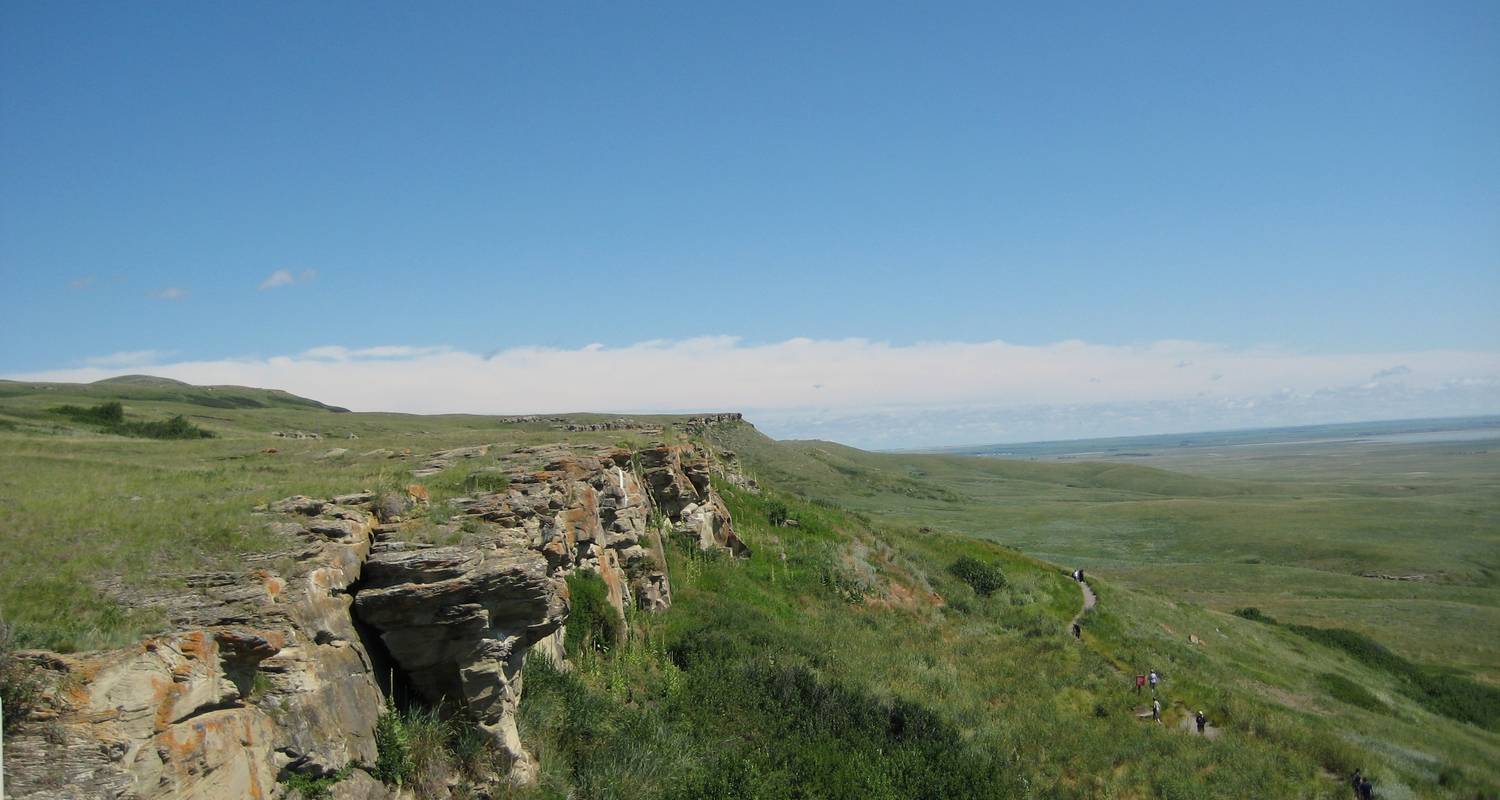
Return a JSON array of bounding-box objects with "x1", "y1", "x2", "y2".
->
[{"x1": 5, "y1": 441, "x2": 743, "y2": 799}]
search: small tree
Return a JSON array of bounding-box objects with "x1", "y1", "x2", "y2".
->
[{"x1": 767, "y1": 501, "x2": 790, "y2": 527}]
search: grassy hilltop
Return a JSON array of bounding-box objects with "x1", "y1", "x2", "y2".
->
[{"x1": 1, "y1": 378, "x2": 1497, "y2": 798}]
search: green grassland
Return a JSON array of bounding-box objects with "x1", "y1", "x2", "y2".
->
[
  {"x1": 2, "y1": 379, "x2": 1497, "y2": 797},
  {"x1": 707, "y1": 423, "x2": 1500, "y2": 685}
]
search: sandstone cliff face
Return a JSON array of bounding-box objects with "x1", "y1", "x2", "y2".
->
[
  {"x1": 7, "y1": 499, "x2": 387, "y2": 799},
  {"x1": 5, "y1": 440, "x2": 744, "y2": 799},
  {"x1": 639, "y1": 444, "x2": 749, "y2": 558},
  {"x1": 353, "y1": 535, "x2": 565, "y2": 785}
]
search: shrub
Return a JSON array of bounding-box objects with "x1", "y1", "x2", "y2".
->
[
  {"x1": 1316, "y1": 672, "x2": 1385, "y2": 712},
  {"x1": 280, "y1": 768, "x2": 347, "y2": 799},
  {"x1": 1290, "y1": 624, "x2": 1500, "y2": 730},
  {"x1": 1233, "y1": 607, "x2": 1277, "y2": 624},
  {"x1": 948, "y1": 556, "x2": 1006, "y2": 596},
  {"x1": 819, "y1": 564, "x2": 869, "y2": 604},
  {"x1": 52, "y1": 401, "x2": 124, "y2": 425},
  {"x1": 767, "y1": 500, "x2": 790, "y2": 527},
  {"x1": 373, "y1": 702, "x2": 413, "y2": 785},
  {"x1": 115, "y1": 414, "x2": 214, "y2": 439},
  {"x1": 50, "y1": 402, "x2": 213, "y2": 439},
  {"x1": 565, "y1": 570, "x2": 622, "y2": 657}
]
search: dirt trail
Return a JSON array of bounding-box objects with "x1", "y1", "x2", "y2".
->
[
  {"x1": 1063, "y1": 569, "x2": 1223, "y2": 740},
  {"x1": 1067, "y1": 572, "x2": 1096, "y2": 635},
  {"x1": 1179, "y1": 713, "x2": 1221, "y2": 740}
]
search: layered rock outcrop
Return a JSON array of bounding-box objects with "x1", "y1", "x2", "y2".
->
[
  {"x1": 6, "y1": 501, "x2": 388, "y2": 799},
  {"x1": 639, "y1": 444, "x2": 749, "y2": 557},
  {"x1": 6, "y1": 438, "x2": 747, "y2": 799},
  {"x1": 353, "y1": 534, "x2": 565, "y2": 784}
]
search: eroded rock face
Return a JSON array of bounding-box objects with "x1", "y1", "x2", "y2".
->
[
  {"x1": 353, "y1": 533, "x2": 566, "y2": 784},
  {"x1": 639, "y1": 444, "x2": 750, "y2": 557},
  {"x1": 7, "y1": 501, "x2": 387, "y2": 799},
  {"x1": 6, "y1": 630, "x2": 281, "y2": 799},
  {"x1": 459, "y1": 447, "x2": 675, "y2": 616},
  {"x1": 6, "y1": 440, "x2": 746, "y2": 798}
]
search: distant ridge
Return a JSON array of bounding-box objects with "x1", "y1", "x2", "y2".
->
[
  {"x1": 92, "y1": 374, "x2": 192, "y2": 387},
  {"x1": 919, "y1": 415, "x2": 1500, "y2": 458},
  {"x1": 0, "y1": 376, "x2": 350, "y2": 413}
]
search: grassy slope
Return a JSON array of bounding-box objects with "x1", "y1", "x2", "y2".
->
[
  {"x1": 518, "y1": 488, "x2": 1349, "y2": 798},
  {"x1": 709, "y1": 423, "x2": 1500, "y2": 682}
]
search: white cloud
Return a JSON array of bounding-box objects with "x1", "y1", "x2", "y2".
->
[
  {"x1": 68, "y1": 276, "x2": 96, "y2": 290},
  {"x1": 14, "y1": 337, "x2": 1500, "y2": 448},
  {"x1": 81, "y1": 350, "x2": 170, "y2": 369},
  {"x1": 299, "y1": 345, "x2": 451, "y2": 361},
  {"x1": 151, "y1": 287, "x2": 188, "y2": 301},
  {"x1": 259, "y1": 268, "x2": 317, "y2": 290}
]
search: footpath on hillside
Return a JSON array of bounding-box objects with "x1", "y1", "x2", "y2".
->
[{"x1": 1065, "y1": 569, "x2": 1219, "y2": 739}]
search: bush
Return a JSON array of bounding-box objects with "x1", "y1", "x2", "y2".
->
[
  {"x1": 115, "y1": 414, "x2": 214, "y2": 439},
  {"x1": 1316, "y1": 672, "x2": 1385, "y2": 712},
  {"x1": 767, "y1": 500, "x2": 790, "y2": 527},
  {"x1": 1233, "y1": 607, "x2": 1277, "y2": 624},
  {"x1": 565, "y1": 570, "x2": 622, "y2": 657},
  {"x1": 280, "y1": 768, "x2": 347, "y2": 799},
  {"x1": 1290, "y1": 624, "x2": 1500, "y2": 730},
  {"x1": 49, "y1": 402, "x2": 213, "y2": 439},
  {"x1": 52, "y1": 401, "x2": 124, "y2": 425},
  {"x1": 949, "y1": 556, "x2": 1006, "y2": 596},
  {"x1": 373, "y1": 702, "x2": 412, "y2": 785}
]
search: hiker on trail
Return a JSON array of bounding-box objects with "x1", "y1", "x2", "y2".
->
[
  {"x1": 1078, "y1": 568, "x2": 1085, "y2": 582},
  {"x1": 1195, "y1": 710, "x2": 1206, "y2": 734},
  {"x1": 1349, "y1": 769, "x2": 1362, "y2": 797},
  {"x1": 1359, "y1": 776, "x2": 1374, "y2": 799},
  {"x1": 1072, "y1": 622, "x2": 1081, "y2": 639},
  {"x1": 1149, "y1": 670, "x2": 1159, "y2": 695},
  {"x1": 1151, "y1": 698, "x2": 1161, "y2": 722}
]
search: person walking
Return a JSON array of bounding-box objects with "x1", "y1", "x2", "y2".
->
[
  {"x1": 1072, "y1": 621, "x2": 1081, "y2": 639},
  {"x1": 1195, "y1": 710, "x2": 1206, "y2": 734},
  {"x1": 1358, "y1": 776, "x2": 1374, "y2": 800},
  {"x1": 1349, "y1": 769, "x2": 1362, "y2": 797},
  {"x1": 1151, "y1": 698, "x2": 1161, "y2": 723},
  {"x1": 1149, "y1": 670, "x2": 1159, "y2": 696}
]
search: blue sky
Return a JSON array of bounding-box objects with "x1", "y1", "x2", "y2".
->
[{"x1": 2, "y1": 2, "x2": 1497, "y2": 446}]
